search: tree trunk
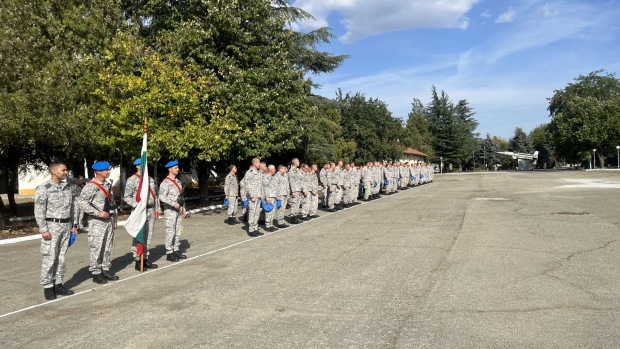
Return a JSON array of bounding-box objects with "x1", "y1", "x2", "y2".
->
[
  {"x1": 8, "y1": 162, "x2": 18, "y2": 215},
  {"x1": 597, "y1": 152, "x2": 605, "y2": 168},
  {"x1": 0, "y1": 196, "x2": 9, "y2": 229},
  {"x1": 196, "y1": 161, "x2": 211, "y2": 204}
]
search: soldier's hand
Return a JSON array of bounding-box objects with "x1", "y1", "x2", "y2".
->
[
  {"x1": 251, "y1": 197, "x2": 256, "y2": 202},
  {"x1": 98, "y1": 211, "x2": 110, "y2": 219},
  {"x1": 303, "y1": 192, "x2": 308, "y2": 197},
  {"x1": 114, "y1": 222, "x2": 118, "y2": 229},
  {"x1": 291, "y1": 192, "x2": 296, "y2": 198},
  {"x1": 41, "y1": 232, "x2": 52, "y2": 240},
  {"x1": 71, "y1": 227, "x2": 78, "y2": 236},
  {"x1": 225, "y1": 195, "x2": 228, "y2": 200},
  {"x1": 174, "y1": 203, "x2": 181, "y2": 210}
]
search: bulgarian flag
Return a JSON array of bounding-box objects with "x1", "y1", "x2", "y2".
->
[{"x1": 125, "y1": 130, "x2": 148, "y2": 257}]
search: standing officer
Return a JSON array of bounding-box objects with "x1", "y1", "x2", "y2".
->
[
  {"x1": 159, "y1": 161, "x2": 187, "y2": 262},
  {"x1": 319, "y1": 163, "x2": 329, "y2": 208},
  {"x1": 275, "y1": 165, "x2": 290, "y2": 228},
  {"x1": 79, "y1": 161, "x2": 119, "y2": 284},
  {"x1": 361, "y1": 162, "x2": 373, "y2": 201},
  {"x1": 243, "y1": 158, "x2": 263, "y2": 236},
  {"x1": 309, "y1": 164, "x2": 321, "y2": 218},
  {"x1": 262, "y1": 165, "x2": 278, "y2": 232},
  {"x1": 124, "y1": 158, "x2": 159, "y2": 271},
  {"x1": 342, "y1": 163, "x2": 352, "y2": 208},
  {"x1": 288, "y1": 158, "x2": 303, "y2": 224},
  {"x1": 74, "y1": 175, "x2": 86, "y2": 233},
  {"x1": 299, "y1": 164, "x2": 312, "y2": 220},
  {"x1": 35, "y1": 161, "x2": 78, "y2": 300},
  {"x1": 224, "y1": 165, "x2": 239, "y2": 225},
  {"x1": 326, "y1": 162, "x2": 338, "y2": 212}
]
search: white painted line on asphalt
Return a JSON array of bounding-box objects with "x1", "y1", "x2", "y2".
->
[
  {"x1": 0, "y1": 234, "x2": 41, "y2": 245},
  {"x1": 0, "y1": 184, "x2": 434, "y2": 320}
]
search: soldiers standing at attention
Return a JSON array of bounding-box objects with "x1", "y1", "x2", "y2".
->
[
  {"x1": 342, "y1": 163, "x2": 352, "y2": 208},
  {"x1": 309, "y1": 164, "x2": 321, "y2": 218},
  {"x1": 300, "y1": 164, "x2": 312, "y2": 221},
  {"x1": 326, "y1": 162, "x2": 338, "y2": 212},
  {"x1": 224, "y1": 165, "x2": 239, "y2": 225},
  {"x1": 262, "y1": 165, "x2": 278, "y2": 232},
  {"x1": 159, "y1": 161, "x2": 187, "y2": 262},
  {"x1": 79, "y1": 161, "x2": 119, "y2": 284},
  {"x1": 319, "y1": 163, "x2": 329, "y2": 208},
  {"x1": 372, "y1": 162, "x2": 381, "y2": 199},
  {"x1": 35, "y1": 161, "x2": 78, "y2": 300},
  {"x1": 74, "y1": 175, "x2": 86, "y2": 233},
  {"x1": 361, "y1": 162, "x2": 372, "y2": 201},
  {"x1": 334, "y1": 160, "x2": 344, "y2": 210},
  {"x1": 275, "y1": 165, "x2": 290, "y2": 228},
  {"x1": 123, "y1": 158, "x2": 159, "y2": 271},
  {"x1": 288, "y1": 158, "x2": 303, "y2": 224},
  {"x1": 243, "y1": 158, "x2": 263, "y2": 236}
]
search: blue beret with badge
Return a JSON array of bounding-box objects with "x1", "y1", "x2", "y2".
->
[
  {"x1": 92, "y1": 161, "x2": 111, "y2": 171},
  {"x1": 165, "y1": 160, "x2": 179, "y2": 168},
  {"x1": 133, "y1": 158, "x2": 141, "y2": 165}
]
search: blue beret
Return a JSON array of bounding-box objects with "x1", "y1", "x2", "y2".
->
[
  {"x1": 165, "y1": 160, "x2": 179, "y2": 168},
  {"x1": 133, "y1": 158, "x2": 141, "y2": 165},
  {"x1": 92, "y1": 161, "x2": 111, "y2": 171}
]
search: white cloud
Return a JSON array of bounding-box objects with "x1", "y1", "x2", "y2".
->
[
  {"x1": 293, "y1": 0, "x2": 482, "y2": 43},
  {"x1": 481, "y1": 10, "x2": 492, "y2": 18},
  {"x1": 495, "y1": 7, "x2": 516, "y2": 23}
]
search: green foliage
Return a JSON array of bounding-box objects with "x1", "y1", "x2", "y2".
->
[
  {"x1": 528, "y1": 124, "x2": 554, "y2": 168},
  {"x1": 508, "y1": 127, "x2": 533, "y2": 153},
  {"x1": 336, "y1": 91, "x2": 404, "y2": 162},
  {"x1": 548, "y1": 70, "x2": 620, "y2": 166},
  {"x1": 403, "y1": 99, "x2": 434, "y2": 159},
  {"x1": 475, "y1": 134, "x2": 500, "y2": 170}
]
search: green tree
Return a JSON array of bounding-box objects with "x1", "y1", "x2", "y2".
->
[
  {"x1": 403, "y1": 98, "x2": 435, "y2": 158},
  {"x1": 529, "y1": 124, "x2": 554, "y2": 168},
  {"x1": 548, "y1": 70, "x2": 620, "y2": 167},
  {"x1": 475, "y1": 134, "x2": 499, "y2": 170},
  {"x1": 508, "y1": 127, "x2": 533, "y2": 153}
]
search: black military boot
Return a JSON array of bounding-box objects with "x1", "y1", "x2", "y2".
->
[
  {"x1": 167, "y1": 253, "x2": 179, "y2": 262},
  {"x1": 93, "y1": 273, "x2": 107, "y2": 284},
  {"x1": 44, "y1": 287, "x2": 57, "y2": 300},
  {"x1": 135, "y1": 260, "x2": 146, "y2": 271},
  {"x1": 102, "y1": 270, "x2": 119, "y2": 281},
  {"x1": 144, "y1": 259, "x2": 158, "y2": 268},
  {"x1": 277, "y1": 222, "x2": 289, "y2": 228},
  {"x1": 174, "y1": 251, "x2": 187, "y2": 259},
  {"x1": 54, "y1": 283, "x2": 74, "y2": 296}
]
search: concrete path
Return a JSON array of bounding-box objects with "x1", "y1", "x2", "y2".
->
[{"x1": 1, "y1": 171, "x2": 619, "y2": 348}]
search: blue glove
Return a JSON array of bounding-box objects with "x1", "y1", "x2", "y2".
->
[
  {"x1": 410, "y1": 176, "x2": 414, "y2": 180},
  {"x1": 384, "y1": 180, "x2": 389, "y2": 185},
  {"x1": 68, "y1": 232, "x2": 76, "y2": 247},
  {"x1": 276, "y1": 199, "x2": 282, "y2": 208},
  {"x1": 373, "y1": 182, "x2": 377, "y2": 187},
  {"x1": 224, "y1": 199, "x2": 229, "y2": 207}
]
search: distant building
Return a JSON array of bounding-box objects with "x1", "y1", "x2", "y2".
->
[{"x1": 400, "y1": 147, "x2": 427, "y2": 163}]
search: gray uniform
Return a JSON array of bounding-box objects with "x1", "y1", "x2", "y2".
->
[
  {"x1": 319, "y1": 168, "x2": 328, "y2": 207},
  {"x1": 275, "y1": 172, "x2": 290, "y2": 225},
  {"x1": 79, "y1": 179, "x2": 117, "y2": 275},
  {"x1": 288, "y1": 167, "x2": 303, "y2": 217},
  {"x1": 35, "y1": 179, "x2": 77, "y2": 288},
  {"x1": 124, "y1": 173, "x2": 158, "y2": 261},
  {"x1": 75, "y1": 183, "x2": 85, "y2": 229},
  {"x1": 243, "y1": 168, "x2": 263, "y2": 233},
  {"x1": 262, "y1": 173, "x2": 277, "y2": 228},
  {"x1": 310, "y1": 171, "x2": 321, "y2": 215},
  {"x1": 361, "y1": 167, "x2": 372, "y2": 200},
  {"x1": 159, "y1": 177, "x2": 184, "y2": 254},
  {"x1": 342, "y1": 169, "x2": 353, "y2": 204},
  {"x1": 372, "y1": 167, "x2": 381, "y2": 195},
  {"x1": 224, "y1": 173, "x2": 239, "y2": 218},
  {"x1": 300, "y1": 171, "x2": 312, "y2": 217}
]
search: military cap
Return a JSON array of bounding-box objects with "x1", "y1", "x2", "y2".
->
[
  {"x1": 165, "y1": 160, "x2": 179, "y2": 168},
  {"x1": 133, "y1": 158, "x2": 142, "y2": 165},
  {"x1": 92, "y1": 161, "x2": 111, "y2": 171}
]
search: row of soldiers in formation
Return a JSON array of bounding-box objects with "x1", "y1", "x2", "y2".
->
[
  {"x1": 34, "y1": 157, "x2": 433, "y2": 300},
  {"x1": 225, "y1": 158, "x2": 435, "y2": 236},
  {"x1": 34, "y1": 159, "x2": 186, "y2": 300}
]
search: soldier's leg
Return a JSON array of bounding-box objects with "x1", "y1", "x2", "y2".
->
[
  {"x1": 53, "y1": 223, "x2": 71, "y2": 285},
  {"x1": 87, "y1": 220, "x2": 105, "y2": 275},
  {"x1": 164, "y1": 209, "x2": 177, "y2": 255},
  {"x1": 249, "y1": 200, "x2": 261, "y2": 232},
  {"x1": 328, "y1": 186, "x2": 336, "y2": 209},
  {"x1": 310, "y1": 193, "x2": 318, "y2": 215},
  {"x1": 40, "y1": 223, "x2": 64, "y2": 288},
  {"x1": 227, "y1": 196, "x2": 236, "y2": 218},
  {"x1": 277, "y1": 196, "x2": 288, "y2": 225},
  {"x1": 301, "y1": 194, "x2": 310, "y2": 217},
  {"x1": 101, "y1": 221, "x2": 114, "y2": 272},
  {"x1": 265, "y1": 197, "x2": 276, "y2": 228},
  {"x1": 289, "y1": 193, "x2": 299, "y2": 217},
  {"x1": 173, "y1": 211, "x2": 182, "y2": 253}
]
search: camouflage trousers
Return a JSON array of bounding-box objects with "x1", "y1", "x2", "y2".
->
[
  {"x1": 227, "y1": 196, "x2": 238, "y2": 217},
  {"x1": 343, "y1": 186, "x2": 353, "y2": 204},
  {"x1": 289, "y1": 192, "x2": 302, "y2": 216},
  {"x1": 301, "y1": 193, "x2": 311, "y2": 217},
  {"x1": 248, "y1": 199, "x2": 262, "y2": 232},
  {"x1": 264, "y1": 196, "x2": 276, "y2": 228},
  {"x1": 322, "y1": 186, "x2": 328, "y2": 207},
  {"x1": 363, "y1": 182, "x2": 372, "y2": 200},
  {"x1": 40, "y1": 221, "x2": 71, "y2": 288},
  {"x1": 400, "y1": 177, "x2": 409, "y2": 188},
  {"x1": 309, "y1": 192, "x2": 319, "y2": 216},
  {"x1": 164, "y1": 208, "x2": 182, "y2": 254},
  {"x1": 276, "y1": 195, "x2": 288, "y2": 225},
  {"x1": 132, "y1": 208, "x2": 155, "y2": 260},
  {"x1": 328, "y1": 185, "x2": 342, "y2": 209},
  {"x1": 372, "y1": 181, "x2": 381, "y2": 195},
  {"x1": 88, "y1": 217, "x2": 114, "y2": 275}
]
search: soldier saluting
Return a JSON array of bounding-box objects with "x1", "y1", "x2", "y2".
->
[
  {"x1": 79, "y1": 161, "x2": 119, "y2": 284},
  {"x1": 159, "y1": 160, "x2": 187, "y2": 262},
  {"x1": 124, "y1": 158, "x2": 159, "y2": 271},
  {"x1": 35, "y1": 161, "x2": 78, "y2": 300}
]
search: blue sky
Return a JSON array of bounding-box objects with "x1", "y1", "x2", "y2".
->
[{"x1": 292, "y1": 0, "x2": 620, "y2": 139}]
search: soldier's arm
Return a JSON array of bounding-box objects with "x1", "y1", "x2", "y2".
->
[
  {"x1": 34, "y1": 185, "x2": 49, "y2": 234},
  {"x1": 123, "y1": 177, "x2": 138, "y2": 208},
  {"x1": 158, "y1": 182, "x2": 175, "y2": 207},
  {"x1": 79, "y1": 184, "x2": 101, "y2": 217},
  {"x1": 224, "y1": 175, "x2": 230, "y2": 197}
]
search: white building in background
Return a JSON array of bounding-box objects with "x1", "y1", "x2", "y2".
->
[{"x1": 399, "y1": 147, "x2": 428, "y2": 163}]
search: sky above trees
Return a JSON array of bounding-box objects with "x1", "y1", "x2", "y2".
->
[{"x1": 293, "y1": 0, "x2": 620, "y2": 138}]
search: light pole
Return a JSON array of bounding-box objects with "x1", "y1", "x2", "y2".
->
[
  {"x1": 592, "y1": 149, "x2": 596, "y2": 169},
  {"x1": 440, "y1": 157, "x2": 443, "y2": 174}
]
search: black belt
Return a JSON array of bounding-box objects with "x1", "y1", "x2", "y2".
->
[
  {"x1": 46, "y1": 218, "x2": 71, "y2": 223},
  {"x1": 147, "y1": 204, "x2": 154, "y2": 208}
]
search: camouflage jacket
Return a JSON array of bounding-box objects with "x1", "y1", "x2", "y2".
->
[{"x1": 34, "y1": 179, "x2": 77, "y2": 232}]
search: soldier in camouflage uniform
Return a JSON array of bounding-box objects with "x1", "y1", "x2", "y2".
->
[
  {"x1": 372, "y1": 162, "x2": 381, "y2": 199},
  {"x1": 262, "y1": 165, "x2": 278, "y2": 232},
  {"x1": 275, "y1": 165, "x2": 290, "y2": 228},
  {"x1": 361, "y1": 162, "x2": 373, "y2": 201},
  {"x1": 319, "y1": 163, "x2": 329, "y2": 208},
  {"x1": 224, "y1": 165, "x2": 239, "y2": 225},
  {"x1": 334, "y1": 161, "x2": 345, "y2": 209},
  {"x1": 243, "y1": 158, "x2": 263, "y2": 236},
  {"x1": 79, "y1": 161, "x2": 119, "y2": 284},
  {"x1": 35, "y1": 162, "x2": 78, "y2": 300},
  {"x1": 288, "y1": 158, "x2": 303, "y2": 224},
  {"x1": 326, "y1": 162, "x2": 337, "y2": 211},
  {"x1": 309, "y1": 164, "x2": 321, "y2": 218},
  {"x1": 74, "y1": 175, "x2": 86, "y2": 232},
  {"x1": 342, "y1": 164, "x2": 352, "y2": 207},
  {"x1": 299, "y1": 164, "x2": 312, "y2": 220},
  {"x1": 124, "y1": 158, "x2": 159, "y2": 271},
  {"x1": 159, "y1": 161, "x2": 187, "y2": 262}
]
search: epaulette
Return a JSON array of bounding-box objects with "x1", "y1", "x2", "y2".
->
[{"x1": 43, "y1": 183, "x2": 53, "y2": 190}]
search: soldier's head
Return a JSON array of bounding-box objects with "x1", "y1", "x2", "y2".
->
[
  {"x1": 323, "y1": 163, "x2": 329, "y2": 170},
  {"x1": 259, "y1": 162, "x2": 267, "y2": 173},
  {"x1": 92, "y1": 161, "x2": 112, "y2": 180},
  {"x1": 291, "y1": 158, "x2": 300, "y2": 168},
  {"x1": 251, "y1": 158, "x2": 260, "y2": 169},
  {"x1": 345, "y1": 163, "x2": 350, "y2": 170},
  {"x1": 228, "y1": 165, "x2": 237, "y2": 174},
  {"x1": 350, "y1": 162, "x2": 355, "y2": 167},
  {"x1": 76, "y1": 175, "x2": 85, "y2": 185},
  {"x1": 312, "y1": 164, "x2": 318, "y2": 172},
  {"x1": 337, "y1": 160, "x2": 343, "y2": 168},
  {"x1": 49, "y1": 161, "x2": 68, "y2": 183},
  {"x1": 330, "y1": 163, "x2": 336, "y2": 170},
  {"x1": 278, "y1": 165, "x2": 286, "y2": 174},
  {"x1": 268, "y1": 165, "x2": 276, "y2": 175}
]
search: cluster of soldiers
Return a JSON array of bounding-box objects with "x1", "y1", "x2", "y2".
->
[
  {"x1": 34, "y1": 159, "x2": 187, "y2": 300},
  {"x1": 224, "y1": 158, "x2": 434, "y2": 237}
]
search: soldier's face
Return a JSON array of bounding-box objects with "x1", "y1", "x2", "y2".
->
[
  {"x1": 51, "y1": 164, "x2": 68, "y2": 181},
  {"x1": 97, "y1": 169, "x2": 111, "y2": 179},
  {"x1": 169, "y1": 165, "x2": 179, "y2": 176}
]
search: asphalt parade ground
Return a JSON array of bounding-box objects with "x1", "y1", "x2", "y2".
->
[{"x1": 1, "y1": 171, "x2": 620, "y2": 348}]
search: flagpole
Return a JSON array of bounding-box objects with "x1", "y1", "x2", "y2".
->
[{"x1": 141, "y1": 117, "x2": 148, "y2": 273}]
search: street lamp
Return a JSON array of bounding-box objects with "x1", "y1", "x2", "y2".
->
[
  {"x1": 616, "y1": 145, "x2": 619, "y2": 170},
  {"x1": 592, "y1": 149, "x2": 596, "y2": 169}
]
